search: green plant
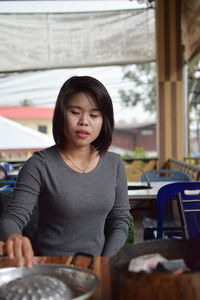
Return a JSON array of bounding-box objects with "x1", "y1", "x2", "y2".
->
[
  {"x1": 132, "y1": 147, "x2": 147, "y2": 159},
  {"x1": 122, "y1": 147, "x2": 147, "y2": 160}
]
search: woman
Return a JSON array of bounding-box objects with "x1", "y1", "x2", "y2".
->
[{"x1": 0, "y1": 76, "x2": 130, "y2": 268}]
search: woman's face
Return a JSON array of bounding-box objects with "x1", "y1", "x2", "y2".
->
[{"x1": 64, "y1": 92, "x2": 103, "y2": 148}]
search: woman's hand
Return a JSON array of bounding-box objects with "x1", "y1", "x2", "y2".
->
[{"x1": 2, "y1": 233, "x2": 36, "y2": 268}]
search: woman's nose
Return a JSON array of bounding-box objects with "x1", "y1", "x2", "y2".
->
[{"x1": 79, "y1": 114, "x2": 89, "y2": 126}]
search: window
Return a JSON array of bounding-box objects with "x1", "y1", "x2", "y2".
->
[
  {"x1": 38, "y1": 125, "x2": 47, "y2": 134},
  {"x1": 141, "y1": 130, "x2": 153, "y2": 136}
]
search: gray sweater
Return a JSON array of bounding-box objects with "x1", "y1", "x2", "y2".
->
[{"x1": 0, "y1": 146, "x2": 130, "y2": 256}]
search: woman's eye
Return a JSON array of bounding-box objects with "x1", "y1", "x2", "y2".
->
[
  {"x1": 90, "y1": 114, "x2": 98, "y2": 118},
  {"x1": 71, "y1": 111, "x2": 80, "y2": 115}
]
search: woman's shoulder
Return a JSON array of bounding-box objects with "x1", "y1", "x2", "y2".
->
[
  {"x1": 34, "y1": 145, "x2": 57, "y2": 158},
  {"x1": 19, "y1": 146, "x2": 57, "y2": 175},
  {"x1": 99, "y1": 152, "x2": 125, "y2": 176},
  {"x1": 24, "y1": 145, "x2": 57, "y2": 166},
  {"x1": 105, "y1": 151, "x2": 120, "y2": 157},
  {"x1": 102, "y1": 151, "x2": 122, "y2": 163}
]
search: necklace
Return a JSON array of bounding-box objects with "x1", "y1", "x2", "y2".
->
[{"x1": 62, "y1": 151, "x2": 91, "y2": 173}]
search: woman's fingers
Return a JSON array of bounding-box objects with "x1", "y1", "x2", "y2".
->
[
  {"x1": 6, "y1": 239, "x2": 15, "y2": 259},
  {"x1": 13, "y1": 237, "x2": 24, "y2": 267},
  {"x1": 5, "y1": 234, "x2": 36, "y2": 268},
  {"x1": 22, "y1": 237, "x2": 35, "y2": 269}
]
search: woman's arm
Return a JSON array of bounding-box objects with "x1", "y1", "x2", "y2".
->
[
  {"x1": 102, "y1": 157, "x2": 130, "y2": 256},
  {"x1": 0, "y1": 154, "x2": 44, "y2": 239},
  {"x1": 0, "y1": 153, "x2": 44, "y2": 267}
]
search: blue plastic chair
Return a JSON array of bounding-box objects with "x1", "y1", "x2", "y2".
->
[
  {"x1": 176, "y1": 189, "x2": 200, "y2": 239},
  {"x1": 141, "y1": 169, "x2": 191, "y2": 182},
  {"x1": 0, "y1": 180, "x2": 16, "y2": 194},
  {"x1": 157, "y1": 181, "x2": 200, "y2": 239},
  {"x1": 0, "y1": 163, "x2": 18, "y2": 181},
  {"x1": 141, "y1": 169, "x2": 191, "y2": 240},
  {"x1": 0, "y1": 162, "x2": 13, "y2": 174}
]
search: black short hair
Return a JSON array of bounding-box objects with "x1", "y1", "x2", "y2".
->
[{"x1": 53, "y1": 75, "x2": 114, "y2": 154}]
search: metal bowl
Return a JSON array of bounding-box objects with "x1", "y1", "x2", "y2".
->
[{"x1": 0, "y1": 263, "x2": 99, "y2": 300}]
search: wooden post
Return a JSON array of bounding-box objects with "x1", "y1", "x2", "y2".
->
[{"x1": 155, "y1": 0, "x2": 185, "y2": 167}]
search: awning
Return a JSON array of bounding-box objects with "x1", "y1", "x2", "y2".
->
[
  {"x1": 0, "y1": 0, "x2": 200, "y2": 73},
  {"x1": 0, "y1": 9, "x2": 155, "y2": 72},
  {"x1": 182, "y1": 0, "x2": 200, "y2": 61}
]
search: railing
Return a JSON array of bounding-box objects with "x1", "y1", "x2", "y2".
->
[
  {"x1": 123, "y1": 157, "x2": 200, "y2": 181},
  {"x1": 184, "y1": 156, "x2": 200, "y2": 166},
  {"x1": 123, "y1": 158, "x2": 158, "y2": 181},
  {"x1": 164, "y1": 158, "x2": 200, "y2": 181}
]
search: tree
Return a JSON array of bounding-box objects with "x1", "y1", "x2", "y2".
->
[
  {"x1": 188, "y1": 56, "x2": 200, "y2": 154},
  {"x1": 118, "y1": 62, "x2": 156, "y2": 114},
  {"x1": 20, "y1": 98, "x2": 32, "y2": 106},
  {"x1": 119, "y1": 59, "x2": 200, "y2": 155}
]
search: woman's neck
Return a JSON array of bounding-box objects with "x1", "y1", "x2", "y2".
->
[
  {"x1": 62, "y1": 144, "x2": 92, "y2": 159},
  {"x1": 60, "y1": 144, "x2": 99, "y2": 173}
]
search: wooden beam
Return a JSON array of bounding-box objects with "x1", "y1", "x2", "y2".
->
[{"x1": 156, "y1": 0, "x2": 184, "y2": 167}]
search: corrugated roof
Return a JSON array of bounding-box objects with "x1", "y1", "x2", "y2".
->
[
  {"x1": 0, "y1": 106, "x2": 54, "y2": 120},
  {"x1": 115, "y1": 122, "x2": 155, "y2": 129},
  {"x1": 0, "y1": 116, "x2": 54, "y2": 150}
]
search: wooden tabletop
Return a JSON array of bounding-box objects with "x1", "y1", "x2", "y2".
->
[{"x1": 0, "y1": 256, "x2": 112, "y2": 300}]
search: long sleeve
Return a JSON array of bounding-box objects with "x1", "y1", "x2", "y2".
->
[
  {"x1": 102, "y1": 158, "x2": 130, "y2": 256},
  {"x1": 0, "y1": 154, "x2": 44, "y2": 241},
  {"x1": 0, "y1": 147, "x2": 130, "y2": 256}
]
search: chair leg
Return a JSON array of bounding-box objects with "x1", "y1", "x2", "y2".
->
[{"x1": 176, "y1": 193, "x2": 189, "y2": 239}]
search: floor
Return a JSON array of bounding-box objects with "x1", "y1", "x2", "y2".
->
[
  {"x1": 131, "y1": 204, "x2": 157, "y2": 243},
  {"x1": 131, "y1": 198, "x2": 157, "y2": 243},
  {"x1": 132, "y1": 211, "x2": 144, "y2": 243}
]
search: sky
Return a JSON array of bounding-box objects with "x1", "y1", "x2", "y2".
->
[
  {"x1": 0, "y1": 66, "x2": 156, "y2": 124},
  {"x1": 0, "y1": 0, "x2": 156, "y2": 125}
]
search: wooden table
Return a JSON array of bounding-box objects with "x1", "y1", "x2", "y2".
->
[
  {"x1": 128, "y1": 181, "x2": 173, "y2": 208},
  {"x1": 128, "y1": 181, "x2": 173, "y2": 215},
  {"x1": 0, "y1": 256, "x2": 111, "y2": 300},
  {"x1": 128, "y1": 181, "x2": 173, "y2": 200}
]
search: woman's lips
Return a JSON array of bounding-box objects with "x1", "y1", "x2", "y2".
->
[{"x1": 75, "y1": 130, "x2": 90, "y2": 139}]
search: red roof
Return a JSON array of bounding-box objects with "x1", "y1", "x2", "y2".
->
[{"x1": 0, "y1": 106, "x2": 54, "y2": 120}]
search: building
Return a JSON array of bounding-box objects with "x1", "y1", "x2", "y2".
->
[
  {"x1": 0, "y1": 116, "x2": 54, "y2": 161},
  {"x1": 0, "y1": 106, "x2": 54, "y2": 136},
  {"x1": 112, "y1": 123, "x2": 156, "y2": 156}
]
